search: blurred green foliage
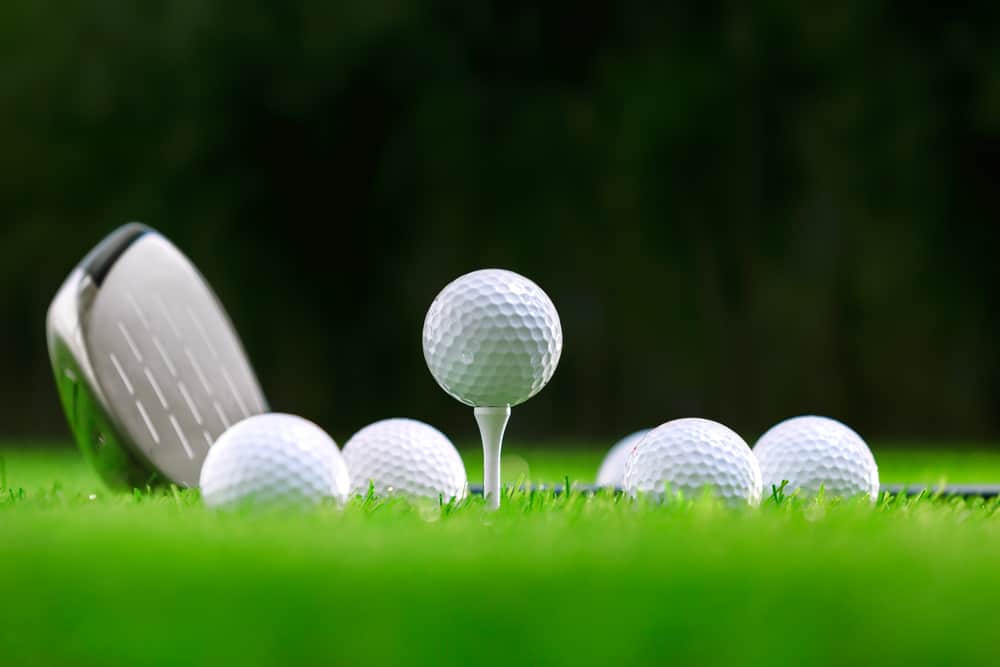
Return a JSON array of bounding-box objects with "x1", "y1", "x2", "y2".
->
[{"x1": 1, "y1": 2, "x2": 998, "y2": 441}]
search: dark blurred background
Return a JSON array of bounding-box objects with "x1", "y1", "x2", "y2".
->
[{"x1": 2, "y1": 2, "x2": 998, "y2": 446}]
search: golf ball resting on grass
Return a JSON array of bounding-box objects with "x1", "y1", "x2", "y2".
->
[
  {"x1": 623, "y1": 418, "x2": 763, "y2": 506},
  {"x1": 596, "y1": 429, "x2": 650, "y2": 487},
  {"x1": 342, "y1": 418, "x2": 467, "y2": 500},
  {"x1": 199, "y1": 413, "x2": 350, "y2": 509},
  {"x1": 423, "y1": 269, "x2": 562, "y2": 510},
  {"x1": 753, "y1": 415, "x2": 879, "y2": 501}
]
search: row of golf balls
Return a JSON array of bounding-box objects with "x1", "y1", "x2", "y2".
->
[
  {"x1": 599, "y1": 415, "x2": 879, "y2": 505},
  {"x1": 201, "y1": 412, "x2": 876, "y2": 509},
  {"x1": 199, "y1": 414, "x2": 468, "y2": 509}
]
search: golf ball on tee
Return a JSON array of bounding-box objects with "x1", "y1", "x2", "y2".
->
[
  {"x1": 422, "y1": 269, "x2": 562, "y2": 407},
  {"x1": 342, "y1": 418, "x2": 467, "y2": 500},
  {"x1": 199, "y1": 413, "x2": 350, "y2": 509},
  {"x1": 596, "y1": 429, "x2": 650, "y2": 487},
  {"x1": 623, "y1": 418, "x2": 762, "y2": 506},
  {"x1": 752, "y1": 415, "x2": 879, "y2": 501}
]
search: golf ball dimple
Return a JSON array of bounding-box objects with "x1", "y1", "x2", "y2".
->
[
  {"x1": 342, "y1": 418, "x2": 467, "y2": 500},
  {"x1": 199, "y1": 413, "x2": 350, "y2": 509},
  {"x1": 623, "y1": 418, "x2": 762, "y2": 506},
  {"x1": 596, "y1": 429, "x2": 650, "y2": 487},
  {"x1": 422, "y1": 269, "x2": 562, "y2": 407},
  {"x1": 753, "y1": 415, "x2": 879, "y2": 501}
]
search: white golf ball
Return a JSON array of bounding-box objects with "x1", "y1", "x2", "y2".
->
[
  {"x1": 199, "y1": 413, "x2": 350, "y2": 509},
  {"x1": 623, "y1": 418, "x2": 762, "y2": 506},
  {"x1": 422, "y1": 269, "x2": 562, "y2": 407},
  {"x1": 596, "y1": 429, "x2": 650, "y2": 487},
  {"x1": 753, "y1": 415, "x2": 879, "y2": 501},
  {"x1": 342, "y1": 418, "x2": 467, "y2": 500}
]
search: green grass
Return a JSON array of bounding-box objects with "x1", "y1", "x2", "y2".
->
[{"x1": 2, "y1": 444, "x2": 1000, "y2": 667}]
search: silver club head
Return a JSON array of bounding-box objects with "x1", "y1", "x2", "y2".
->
[{"x1": 47, "y1": 224, "x2": 268, "y2": 489}]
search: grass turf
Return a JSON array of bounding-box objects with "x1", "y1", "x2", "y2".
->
[{"x1": 2, "y1": 444, "x2": 999, "y2": 667}]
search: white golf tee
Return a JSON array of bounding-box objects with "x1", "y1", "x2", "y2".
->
[{"x1": 474, "y1": 406, "x2": 511, "y2": 511}]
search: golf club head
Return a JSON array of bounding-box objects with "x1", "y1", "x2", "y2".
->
[{"x1": 47, "y1": 224, "x2": 268, "y2": 489}]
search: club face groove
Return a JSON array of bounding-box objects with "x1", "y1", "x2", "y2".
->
[{"x1": 46, "y1": 224, "x2": 268, "y2": 489}]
